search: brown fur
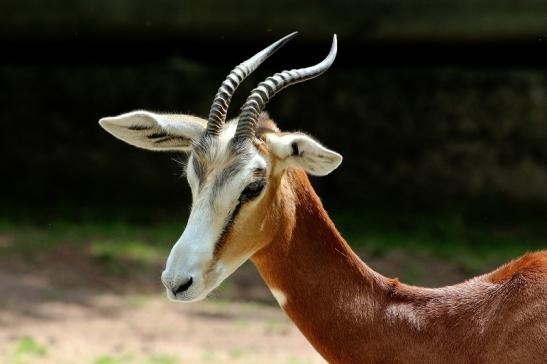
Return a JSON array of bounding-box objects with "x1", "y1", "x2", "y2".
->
[
  {"x1": 248, "y1": 168, "x2": 547, "y2": 364},
  {"x1": 489, "y1": 252, "x2": 547, "y2": 283}
]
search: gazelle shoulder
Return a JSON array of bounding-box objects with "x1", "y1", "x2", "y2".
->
[
  {"x1": 377, "y1": 251, "x2": 547, "y2": 306},
  {"x1": 487, "y1": 250, "x2": 547, "y2": 284}
]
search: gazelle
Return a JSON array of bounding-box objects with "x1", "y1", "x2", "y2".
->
[{"x1": 100, "y1": 33, "x2": 547, "y2": 363}]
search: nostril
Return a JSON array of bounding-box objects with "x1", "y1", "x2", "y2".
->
[{"x1": 174, "y1": 277, "x2": 193, "y2": 295}]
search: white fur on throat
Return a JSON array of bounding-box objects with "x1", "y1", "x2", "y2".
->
[{"x1": 270, "y1": 288, "x2": 288, "y2": 307}]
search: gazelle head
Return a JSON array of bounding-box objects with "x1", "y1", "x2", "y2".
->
[{"x1": 99, "y1": 33, "x2": 342, "y2": 302}]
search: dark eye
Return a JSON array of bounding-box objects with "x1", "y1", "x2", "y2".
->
[{"x1": 240, "y1": 179, "x2": 266, "y2": 202}]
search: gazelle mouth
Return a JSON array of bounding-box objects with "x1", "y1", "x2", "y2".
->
[
  {"x1": 167, "y1": 288, "x2": 203, "y2": 303},
  {"x1": 165, "y1": 272, "x2": 222, "y2": 303}
]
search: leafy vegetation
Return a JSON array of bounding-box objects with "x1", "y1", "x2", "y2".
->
[{"x1": 92, "y1": 353, "x2": 178, "y2": 364}]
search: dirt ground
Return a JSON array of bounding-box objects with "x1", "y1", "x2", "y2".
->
[
  {"x1": 0, "y1": 241, "x2": 473, "y2": 364},
  {"x1": 0, "y1": 293, "x2": 323, "y2": 364},
  {"x1": 0, "y1": 248, "x2": 325, "y2": 364}
]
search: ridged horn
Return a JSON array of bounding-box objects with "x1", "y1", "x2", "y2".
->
[
  {"x1": 206, "y1": 32, "x2": 298, "y2": 136},
  {"x1": 234, "y1": 35, "x2": 337, "y2": 141}
]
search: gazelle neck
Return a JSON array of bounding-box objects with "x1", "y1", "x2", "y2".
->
[{"x1": 251, "y1": 169, "x2": 389, "y2": 363}]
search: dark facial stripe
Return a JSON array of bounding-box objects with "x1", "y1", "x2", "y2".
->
[
  {"x1": 212, "y1": 177, "x2": 266, "y2": 257},
  {"x1": 212, "y1": 200, "x2": 243, "y2": 256}
]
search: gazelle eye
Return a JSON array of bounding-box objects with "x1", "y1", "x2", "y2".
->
[{"x1": 240, "y1": 179, "x2": 266, "y2": 202}]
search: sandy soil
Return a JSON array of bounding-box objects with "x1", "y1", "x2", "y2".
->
[
  {"x1": 0, "y1": 250, "x2": 324, "y2": 364},
  {"x1": 0, "y1": 294, "x2": 324, "y2": 364},
  {"x1": 0, "y1": 241, "x2": 470, "y2": 364}
]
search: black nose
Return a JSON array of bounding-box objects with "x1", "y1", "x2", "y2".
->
[{"x1": 173, "y1": 277, "x2": 193, "y2": 295}]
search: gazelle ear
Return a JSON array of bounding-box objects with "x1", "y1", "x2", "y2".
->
[
  {"x1": 99, "y1": 110, "x2": 206, "y2": 152},
  {"x1": 265, "y1": 132, "x2": 343, "y2": 176}
]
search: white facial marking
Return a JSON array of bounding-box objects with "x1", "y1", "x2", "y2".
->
[
  {"x1": 270, "y1": 288, "x2": 288, "y2": 307},
  {"x1": 162, "y1": 118, "x2": 267, "y2": 302},
  {"x1": 101, "y1": 109, "x2": 344, "y2": 305}
]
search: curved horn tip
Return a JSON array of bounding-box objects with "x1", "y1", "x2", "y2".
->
[
  {"x1": 276, "y1": 31, "x2": 298, "y2": 42},
  {"x1": 286, "y1": 31, "x2": 298, "y2": 39},
  {"x1": 260, "y1": 31, "x2": 298, "y2": 55},
  {"x1": 330, "y1": 34, "x2": 338, "y2": 54},
  {"x1": 205, "y1": 32, "x2": 299, "y2": 135},
  {"x1": 233, "y1": 33, "x2": 338, "y2": 141}
]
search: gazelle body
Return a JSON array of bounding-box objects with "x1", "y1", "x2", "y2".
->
[{"x1": 100, "y1": 33, "x2": 547, "y2": 363}]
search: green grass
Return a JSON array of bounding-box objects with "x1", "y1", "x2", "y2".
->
[
  {"x1": 144, "y1": 354, "x2": 178, "y2": 364},
  {"x1": 333, "y1": 211, "x2": 546, "y2": 275},
  {"x1": 200, "y1": 351, "x2": 216, "y2": 362},
  {"x1": 0, "y1": 218, "x2": 179, "y2": 260},
  {"x1": 286, "y1": 358, "x2": 311, "y2": 364},
  {"x1": 228, "y1": 348, "x2": 246, "y2": 359},
  {"x1": 125, "y1": 294, "x2": 152, "y2": 308},
  {"x1": 234, "y1": 319, "x2": 251, "y2": 329},
  {"x1": 10, "y1": 336, "x2": 48, "y2": 364},
  {"x1": 93, "y1": 353, "x2": 177, "y2": 364},
  {"x1": 94, "y1": 355, "x2": 133, "y2": 364},
  {"x1": 5, "y1": 335, "x2": 178, "y2": 364},
  {"x1": 264, "y1": 319, "x2": 290, "y2": 336},
  {"x1": 0, "y1": 210, "x2": 545, "y2": 282}
]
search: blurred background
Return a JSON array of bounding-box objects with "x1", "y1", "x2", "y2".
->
[{"x1": 1, "y1": 1, "x2": 547, "y2": 363}]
